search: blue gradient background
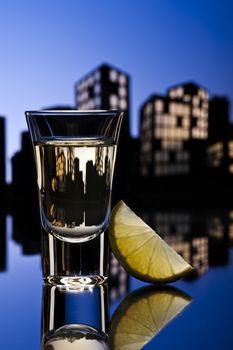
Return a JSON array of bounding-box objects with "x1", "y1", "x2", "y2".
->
[{"x1": 0, "y1": 0, "x2": 233, "y2": 177}]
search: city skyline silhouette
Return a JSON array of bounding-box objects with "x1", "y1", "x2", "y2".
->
[{"x1": 0, "y1": 62, "x2": 232, "y2": 210}]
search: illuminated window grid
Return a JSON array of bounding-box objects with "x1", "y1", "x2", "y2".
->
[
  {"x1": 163, "y1": 235, "x2": 191, "y2": 264},
  {"x1": 67, "y1": 148, "x2": 75, "y2": 180},
  {"x1": 55, "y1": 150, "x2": 66, "y2": 177},
  {"x1": 154, "y1": 163, "x2": 189, "y2": 176},
  {"x1": 229, "y1": 164, "x2": 233, "y2": 173},
  {"x1": 228, "y1": 141, "x2": 233, "y2": 158},
  {"x1": 95, "y1": 146, "x2": 104, "y2": 176},
  {"x1": 165, "y1": 238, "x2": 191, "y2": 264},
  {"x1": 168, "y1": 84, "x2": 209, "y2": 140},
  {"x1": 76, "y1": 66, "x2": 128, "y2": 112},
  {"x1": 191, "y1": 94, "x2": 209, "y2": 140},
  {"x1": 207, "y1": 216, "x2": 224, "y2": 239},
  {"x1": 168, "y1": 87, "x2": 184, "y2": 99},
  {"x1": 109, "y1": 253, "x2": 128, "y2": 303},
  {"x1": 140, "y1": 101, "x2": 153, "y2": 175},
  {"x1": 108, "y1": 68, "x2": 128, "y2": 111},
  {"x1": 228, "y1": 224, "x2": 233, "y2": 244},
  {"x1": 55, "y1": 149, "x2": 66, "y2": 192},
  {"x1": 76, "y1": 69, "x2": 101, "y2": 110},
  {"x1": 154, "y1": 102, "x2": 190, "y2": 142},
  {"x1": 198, "y1": 88, "x2": 209, "y2": 100},
  {"x1": 228, "y1": 211, "x2": 233, "y2": 244},
  {"x1": 154, "y1": 213, "x2": 191, "y2": 236},
  {"x1": 192, "y1": 237, "x2": 209, "y2": 276},
  {"x1": 155, "y1": 128, "x2": 189, "y2": 140},
  {"x1": 206, "y1": 142, "x2": 224, "y2": 167}
]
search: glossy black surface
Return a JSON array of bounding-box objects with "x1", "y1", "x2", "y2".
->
[{"x1": 0, "y1": 210, "x2": 232, "y2": 349}]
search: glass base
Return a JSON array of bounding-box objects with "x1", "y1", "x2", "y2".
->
[
  {"x1": 44, "y1": 275, "x2": 108, "y2": 290},
  {"x1": 41, "y1": 228, "x2": 109, "y2": 288}
]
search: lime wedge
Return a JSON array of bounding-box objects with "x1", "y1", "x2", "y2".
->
[
  {"x1": 110, "y1": 286, "x2": 192, "y2": 350},
  {"x1": 109, "y1": 201, "x2": 193, "y2": 283}
]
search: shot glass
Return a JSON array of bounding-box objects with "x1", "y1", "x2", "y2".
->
[{"x1": 25, "y1": 110, "x2": 123, "y2": 287}]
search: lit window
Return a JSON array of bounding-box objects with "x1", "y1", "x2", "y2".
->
[
  {"x1": 192, "y1": 97, "x2": 199, "y2": 107},
  {"x1": 207, "y1": 142, "x2": 224, "y2": 167},
  {"x1": 119, "y1": 86, "x2": 127, "y2": 97},
  {"x1": 119, "y1": 99, "x2": 127, "y2": 110},
  {"x1": 192, "y1": 237, "x2": 209, "y2": 276},
  {"x1": 170, "y1": 87, "x2": 184, "y2": 98},
  {"x1": 110, "y1": 95, "x2": 118, "y2": 108},
  {"x1": 183, "y1": 95, "x2": 191, "y2": 102},
  {"x1": 155, "y1": 100, "x2": 164, "y2": 113},
  {"x1": 95, "y1": 96, "x2": 101, "y2": 108},
  {"x1": 94, "y1": 83, "x2": 101, "y2": 94},
  {"x1": 228, "y1": 141, "x2": 233, "y2": 158},
  {"x1": 109, "y1": 69, "x2": 118, "y2": 82},
  {"x1": 229, "y1": 164, "x2": 233, "y2": 173},
  {"x1": 94, "y1": 70, "x2": 101, "y2": 81},
  {"x1": 88, "y1": 99, "x2": 95, "y2": 109},
  {"x1": 119, "y1": 74, "x2": 127, "y2": 85},
  {"x1": 229, "y1": 224, "x2": 233, "y2": 241},
  {"x1": 145, "y1": 103, "x2": 152, "y2": 115},
  {"x1": 177, "y1": 87, "x2": 184, "y2": 97}
]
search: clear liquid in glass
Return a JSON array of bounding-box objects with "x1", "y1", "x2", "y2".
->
[{"x1": 35, "y1": 137, "x2": 116, "y2": 243}]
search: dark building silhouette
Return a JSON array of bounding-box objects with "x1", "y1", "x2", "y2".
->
[
  {"x1": 75, "y1": 63, "x2": 131, "y2": 202},
  {"x1": 0, "y1": 214, "x2": 6, "y2": 272},
  {"x1": 137, "y1": 82, "x2": 233, "y2": 207},
  {"x1": 10, "y1": 105, "x2": 75, "y2": 254},
  {"x1": 0, "y1": 117, "x2": 6, "y2": 206},
  {"x1": 11, "y1": 131, "x2": 41, "y2": 254},
  {"x1": 43, "y1": 105, "x2": 75, "y2": 111},
  {"x1": 206, "y1": 97, "x2": 232, "y2": 178},
  {"x1": 206, "y1": 211, "x2": 229, "y2": 266}
]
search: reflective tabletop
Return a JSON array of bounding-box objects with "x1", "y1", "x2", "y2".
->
[{"x1": 0, "y1": 208, "x2": 233, "y2": 349}]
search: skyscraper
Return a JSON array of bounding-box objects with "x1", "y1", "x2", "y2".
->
[
  {"x1": 75, "y1": 63, "x2": 131, "y2": 201},
  {"x1": 140, "y1": 82, "x2": 209, "y2": 178},
  {"x1": 75, "y1": 63, "x2": 129, "y2": 119}
]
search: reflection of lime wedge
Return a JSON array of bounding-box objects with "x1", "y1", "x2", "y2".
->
[
  {"x1": 110, "y1": 286, "x2": 192, "y2": 350},
  {"x1": 109, "y1": 201, "x2": 193, "y2": 283}
]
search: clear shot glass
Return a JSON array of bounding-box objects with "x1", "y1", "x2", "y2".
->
[{"x1": 25, "y1": 110, "x2": 123, "y2": 287}]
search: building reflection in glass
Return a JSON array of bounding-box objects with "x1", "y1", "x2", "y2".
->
[
  {"x1": 41, "y1": 284, "x2": 109, "y2": 349},
  {"x1": 38, "y1": 141, "x2": 115, "y2": 239}
]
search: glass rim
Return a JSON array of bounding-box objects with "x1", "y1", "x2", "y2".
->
[{"x1": 25, "y1": 109, "x2": 122, "y2": 117}]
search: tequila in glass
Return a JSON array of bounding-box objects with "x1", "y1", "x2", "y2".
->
[{"x1": 26, "y1": 110, "x2": 123, "y2": 287}]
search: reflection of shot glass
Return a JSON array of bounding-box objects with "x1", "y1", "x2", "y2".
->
[
  {"x1": 41, "y1": 284, "x2": 109, "y2": 349},
  {"x1": 26, "y1": 110, "x2": 123, "y2": 287}
]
